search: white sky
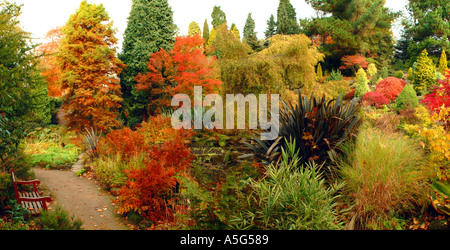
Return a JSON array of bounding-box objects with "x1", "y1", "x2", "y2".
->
[{"x1": 13, "y1": 0, "x2": 408, "y2": 52}]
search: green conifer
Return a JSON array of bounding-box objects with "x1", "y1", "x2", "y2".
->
[{"x1": 119, "y1": 0, "x2": 176, "y2": 126}]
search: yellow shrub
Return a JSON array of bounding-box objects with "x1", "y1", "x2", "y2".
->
[
  {"x1": 402, "y1": 105, "x2": 450, "y2": 180},
  {"x1": 309, "y1": 80, "x2": 350, "y2": 99}
]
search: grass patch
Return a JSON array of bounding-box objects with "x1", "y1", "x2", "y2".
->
[
  {"x1": 339, "y1": 127, "x2": 430, "y2": 229},
  {"x1": 22, "y1": 126, "x2": 81, "y2": 169}
]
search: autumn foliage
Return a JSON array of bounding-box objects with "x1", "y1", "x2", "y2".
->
[
  {"x1": 362, "y1": 91, "x2": 389, "y2": 108},
  {"x1": 339, "y1": 55, "x2": 369, "y2": 73},
  {"x1": 422, "y1": 71, "x2": 450, "y2": 112},
  {"x1": 135, "y1": 35, "x2": 222, "y2": 117},
  {"x1": 422, "y1": 71, "x2": 450, "y2": 129},
  {"x1": 375, "y1": 77, "x2": 406, "y2": 103},
  {"x1": 139, "y1": 115, "x2": 195, "y2": 144},
  {"x1": 36, "y1": 27, "x2": 64, "y2": 97},
  {"x1": 57, "y1": 1, "x2": 124, "y2": 133},
  {"x1": 99, "y1": 115, "x2": 195, "y2": 159},
  {"x1": 98, "y1": 127, "x2": 148, "y2": 160},
  {"x1": 117, "y1": 136, "x2": 194, "y2": 224}
]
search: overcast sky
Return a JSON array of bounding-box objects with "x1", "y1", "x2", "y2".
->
[{"x1": 13, "y1": 0, "x2": 408, "y2": 52}]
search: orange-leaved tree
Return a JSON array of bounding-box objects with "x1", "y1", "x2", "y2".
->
[
  {"x1": 57, "y1": 1, "x2": 124, "y2": 133},
  {"x1": 36, "y1": 27, "x2": 64, "y2": 97},
  {"x1": 339, "y1": 55, "x2": 369, "y2": 74},
  {"x1": 135, "y1": 35, "x2": 222, "y2": 118}
]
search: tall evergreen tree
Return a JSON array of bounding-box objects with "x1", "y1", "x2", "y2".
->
[
  {"x1": 119, "y1": 0, "x2": 176, "y2": 126},
  {"x1": 264, "y1": 14, "x2": 277, "y2": 47},
  {"x1": 277, "y1": 0, "x2": 300, "y2": 35},
  {"x1": 203, "y1": 19, "x2": 210, "y2": 44},
  {"x1": 303, "y1": 0, "x2": 397, "y2": 68},
  {"x1": 211, "y1": 5, "x2": 227, "y2": 28},
  {"x1": 243, "y1": 13, "x2": 262, "y2": 52},
  {"x1": 265, "y1": 14, "x2": 277, "y2": 40},
  {"x1": 0, "y1": 1, "x2": 51, "y2": 161},
  {"x1": 404, "y1": 0, "x2": 450, "y2": 60},
  {"x1": 188, "y1": 21, "x2": 201, "y2": 37}
]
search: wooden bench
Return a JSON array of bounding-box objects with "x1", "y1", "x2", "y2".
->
[{"x1": 10, "y1": 169, "x2": 52, "y2": 215}]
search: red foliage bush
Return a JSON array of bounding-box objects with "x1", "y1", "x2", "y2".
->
[
  {"x1": 345, "y1": 89, "x2": 356, "y2": 100},
  {"x1": 362, "y1": 91, "x2": 390, "y2": 108},
  {"x1": 421, "y1": 71, "x2": 450, "y2": 112},
  {"x1": 375, "y1": 77, "x2": 406, "y2": 102},
  {"x1": 99, "y1": 127, "x2": 149, "y2": 160},
  {"x1": 117, "y1": 136, "x2": 194, "y2": 224}
]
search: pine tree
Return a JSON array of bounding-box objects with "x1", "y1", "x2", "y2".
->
[
  {"x1": 404, "y1": 0, "x2": 450, "y2": 60},
  {"x1": 303, "y1": 0, "x2": 397, "y2": 68},
  {"x1": 277, "y1": 0, "x2": 300, "y2": 35},
  {"x1": 58, "y1": 1, "x2": 124, "y2": 133},
  {"x1": 264, "y1": 14, "x2": 277, "y2": 46},
  {"x1": 188, "y1": 21, "x2": 201, "y2": 37},
  {"x1": 119, "y1": 0, "x2": 176, "y2": 126},
  {"x1": 211, "y1": 5, "x2": 227, "y2": 28},
  {"x1": 439, "y1": 49, "x2": 448, "y2": 74},
  {"x1": 413, "y1": 49, "x2": 436, "y2": 95},
  {"x1": 230, "y1": 23, "x2": 240, "y2": 40},
  {"x1": 203, "y1": 19, "x2": 210, "y2": 44},
  {"x1": 243, "y1": 13, "x2": 262, "y2": 52}
]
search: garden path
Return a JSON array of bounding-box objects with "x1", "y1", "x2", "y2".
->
[{"x1": 33, "y1": 158, "x2": 130, "y2": 230}]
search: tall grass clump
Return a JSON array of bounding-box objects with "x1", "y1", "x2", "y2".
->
[
  {"x1": 339, "y1": 127, "x2": 429, "y2": 229},
  {"x1": 94, "y1": 153, "x2": 146, "y2": 191},
  {"x1": 232, "y1": 138, "x2": 344, "y2": 230}
]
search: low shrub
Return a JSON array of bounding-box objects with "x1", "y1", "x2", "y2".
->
[
  {"x1": 93, "y1": 153, "x2": 145, "y2": 191},
  {"x1": 246, "y1": 91, "x2": 361, "y2": 177},
  {"x1": 327, "y1": 69, "x2": 343, "y2": 82},
  {"x1": 395, "y1": 83, "x2": 419, "y2": 111},
  {"x1": 402, "y1": 105, "x2": 450, "y2": 180},
  {"x1": 339, "y1": 128, "x2": 429, "y2": 229},
  {"x1": 117, "y1": 136, "x2": 194, "y2": 225},
  {"x1": 98, "y1": 127, "x2": 149, "y2": 160},
  {"x1": 421, "y1": 72, "x2": 450, "y2": 129},
  {"x1": 311, "y1": 80, "x2": 350, "y2": 99},
  {"x1": 375, "y1": 77, "x2": 406, "y2": 102},
  {"x1": 344, "y1": 89, "x2": 356, "y2": 100},
  {"x1": 232, "y1": 139, "x2": 344, "y2": 230},
  {"x1": 354, "y1": 68, "x2": 370, "y2": 98},
  {"x1": 37, "y1": 205, "x2": 83, "y2": 230},
  {"x1": 362, "y1": 91, "x2": 389, "y2": 108},
  {"x1": 394, "y1": 70, "x2": 404, "y2": 79}
]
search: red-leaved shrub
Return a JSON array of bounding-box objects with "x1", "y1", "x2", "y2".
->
[
  {"x1": 422, "y1": 71, "x2": 450, "y2": 112},
  {"x1": 375, "y1": 77, "x2": 406, "y2": 102},
  {"x1": 98, "y1": 127, "x2": 149, "y2": 160},
  {"x1": 117, "y1": 136, "x2": 193, "y2": 224},
  {"x1": 362, "y1": 91, "x2": 390, "y2": 108},
  {"x1": 345, "y1": 89, "x2": 356, "y2": 100}
]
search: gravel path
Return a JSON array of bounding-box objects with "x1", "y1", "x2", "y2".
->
[{"x1": 33, "y1": 167, "x2": 130, "y2": 230}]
